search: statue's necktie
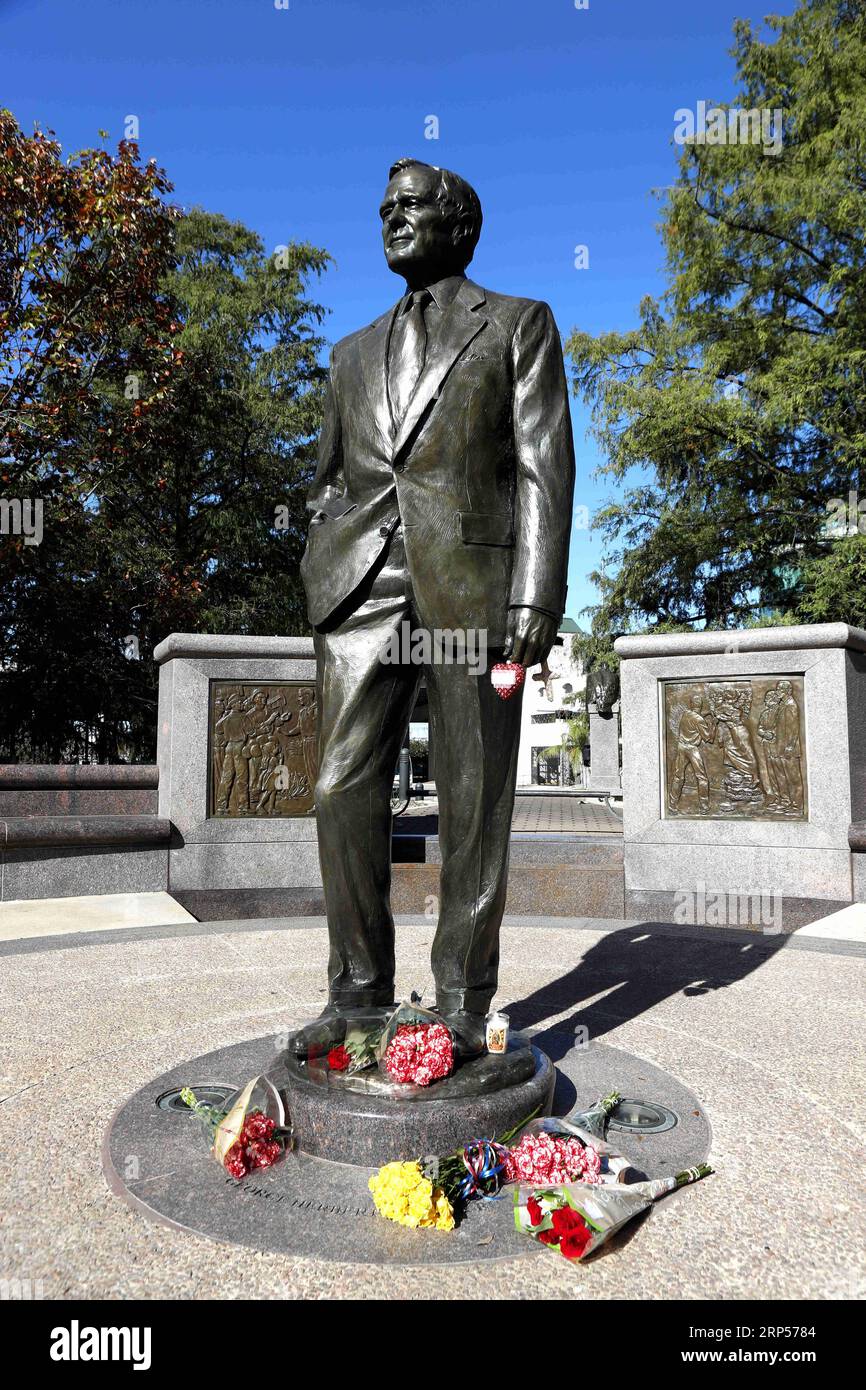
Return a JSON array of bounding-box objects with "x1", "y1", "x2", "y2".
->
[{"x1": 389, "y1": 289, "x2": 431, "y2": 429}]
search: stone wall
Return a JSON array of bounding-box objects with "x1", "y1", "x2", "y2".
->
[
  {"x1": 615, "y1": 622, "x2": 866, "y2": 930},
  {"x1": 154, "y1": 632, "x2": 323, "y2": 920},
  {"x1": 0, "y1": 764, "x2": 169, "y2": 900}
]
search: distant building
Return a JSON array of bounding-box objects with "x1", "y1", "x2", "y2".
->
[
  {"x1": 516, "y1": 619, "x2": 587, "y2": 787},
  {"x1": 407, "y1": 618, "x2": 587, "y2": 790}
]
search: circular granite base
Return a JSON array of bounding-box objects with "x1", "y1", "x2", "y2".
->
[
  {"x1": 103, "y1": 1034, "x2": 712, "y2": 1267},
  {"x1": 281, "y1": 1040, "x2": 554, "y2": 1164}
]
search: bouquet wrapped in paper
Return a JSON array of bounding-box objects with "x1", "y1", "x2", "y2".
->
[
  {"x1": 568, "y1": 1088, "x2": 623, "y2": 1142},
  {"x1": 324, "y1": 1013, "x2": 384, "y2": 1076},
  {"x1": 289, "y1": 1008, "x2": 385, "y2": 1079},
  {"x1": 504, "y1": 1090, "x2": 629, "y2": 1186},
  {"x1": 181, "y1": 1075, "x2": 292, "y2": 1178},
  {"x1": 376, "y1": 999, "x2": 455, "y2": 1088},
  {"x1": 514, "y1": 1163, "x2": 713, "y2": 1260}
]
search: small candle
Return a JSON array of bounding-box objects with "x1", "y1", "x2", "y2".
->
[{"x1": 485, "y1": 1011, "x2": 509, "y2": 1054}]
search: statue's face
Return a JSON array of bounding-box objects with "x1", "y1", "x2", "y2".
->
[{"x1": 380, "y1": 165, "x2": 459, "y2": 281}]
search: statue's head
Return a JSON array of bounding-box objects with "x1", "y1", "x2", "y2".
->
[{"x1": 380, "y1": 158, "x2": 482, "y2": 286}]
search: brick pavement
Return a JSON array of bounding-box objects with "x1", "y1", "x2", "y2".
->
[{"x1": 395, "y1": 792, "x2": 622, "y2": 836}]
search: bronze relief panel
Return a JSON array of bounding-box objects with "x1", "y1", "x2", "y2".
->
[
  {"x1": 662, "y1": 677, "x2": 806, "y2": 821},
  {"x1": 208, "y1": 681, "x2": 318, "y2": 818}
]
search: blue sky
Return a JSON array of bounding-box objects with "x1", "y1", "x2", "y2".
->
[{"x1": 0, "y1": 0, "x2": 795, "y2": 625}]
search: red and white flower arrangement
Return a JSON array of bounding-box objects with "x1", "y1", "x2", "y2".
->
[
  {"x1": 504, "y1": 1130, "x2": 603, "y2": 1186},
  {"x1": 383, "y1": 1021, "x2": 454, "y2": 1086}
]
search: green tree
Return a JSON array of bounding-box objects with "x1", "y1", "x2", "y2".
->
[
  {"x1": 569, "y1": 0, "x2": 866, "y2": 642},
  {"x1": 115, "y1": 208, "x2": 330, "y2": 642},
  {"x1": 0, "y1": 113, "x2": 329, "y2": 760},
  {"x1": 0, "y1": 111, "x2": 180, "y2": 499},
  {"x1": 0, "y1": 113, "x2": 183, "y2": 759}
]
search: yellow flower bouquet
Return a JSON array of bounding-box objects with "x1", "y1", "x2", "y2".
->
[{"x1": 368, "y1": 1161, "x2": 455, "y2": 1231}]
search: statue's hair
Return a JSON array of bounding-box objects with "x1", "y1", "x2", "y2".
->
[{"x1": 387, "y1": 158, "x2": 482, "y2": 268}]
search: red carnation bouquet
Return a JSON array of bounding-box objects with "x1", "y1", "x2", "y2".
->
[
  {"x1": 326, "y1": 1019, "x2": 383, "y2": 1075},
  {"x1": 376, "y1": 1000, "x2": 455, "y2": 1088},
  {"x1": 514, "y1": 1164, "x2": 714, "y2": 1261},
  {"x1": 181, "y1": 1076, "x2": 292, "y2": 1178}
]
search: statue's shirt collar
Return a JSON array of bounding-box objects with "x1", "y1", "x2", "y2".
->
[{"x1": 403, "y1": 274, "x2": 466, "y2": 312}]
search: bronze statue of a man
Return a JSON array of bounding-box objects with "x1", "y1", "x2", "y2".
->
[{"x1": 299, "y1": 158, "x2": 575, "y2": 1054}]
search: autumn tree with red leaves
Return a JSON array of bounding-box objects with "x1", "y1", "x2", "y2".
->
[{"x1": 0, "y1": 112, "x2": 328, "y2": 760}]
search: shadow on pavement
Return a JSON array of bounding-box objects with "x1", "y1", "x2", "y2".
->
[{"x1": 504, "y1": 921, "x2": 788, "y2": 1063}]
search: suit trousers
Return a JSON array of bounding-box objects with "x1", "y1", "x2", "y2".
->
[{"x1": 313, "y1": 530, "x2": 524, "y2": 1014}]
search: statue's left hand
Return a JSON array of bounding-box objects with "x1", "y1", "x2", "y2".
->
[{"x1": 504, "y1": 607, "x2": 559, "y2": 669}]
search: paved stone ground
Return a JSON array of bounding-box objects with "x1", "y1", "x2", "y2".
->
[
  {"x1": 513, "y1": 797, "x2": 622, "y2": 834},
  {"x1": 1, "y1": 916, "x2": 863, "y2": 1300},
  {"x1": 396, "y1": 793, "x2": 623, "y2": 835}
]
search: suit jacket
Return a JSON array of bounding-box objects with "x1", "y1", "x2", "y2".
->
[{"x1": 300, "y1": 277, "x2": 575, "y2": 644}]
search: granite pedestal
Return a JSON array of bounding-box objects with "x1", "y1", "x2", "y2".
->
[
  {"x1": 616, "y1": 622, "x2": 866, "y2": 929},
  {"x1": 281, "y1": 1039, "x2": 554, "y2": 1164},
  {"x1": 153, "y1": 632, "x2": 322, "y2": 919}
]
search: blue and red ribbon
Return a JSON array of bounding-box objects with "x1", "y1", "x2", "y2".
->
[{"x1": 458, "y1": 1139, "x2": 510, "y2": 1202}]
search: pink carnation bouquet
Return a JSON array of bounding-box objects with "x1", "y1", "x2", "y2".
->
[
  {"x1": 376, "y1": 1000, "x2": 456, "y2": 1088},
  {"x1": 504, "y1": 1129, "x2": 603, "y2": 1185},
  {"x1": 383, "y1": 1021, "x2": 454, "y2": 1086},
  {"x1": 503, "y1": 1091, "x2": 624, "y2": 1187}
]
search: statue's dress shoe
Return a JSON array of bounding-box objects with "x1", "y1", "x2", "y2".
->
[
  {"x1": 288, "y1": 1002, "x2": 394, "y2": 1059},
  {"x1": 435, "y1": 1007, "x2": 487, "y2": 1059},
  {"x1": 287, "y1": 1004, "x2": 347, "y2": 1059}
]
